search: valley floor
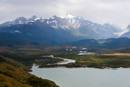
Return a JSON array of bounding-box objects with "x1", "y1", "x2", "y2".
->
[{"x1": 1, "y1": 45, "x2": 130, "y2": 86}]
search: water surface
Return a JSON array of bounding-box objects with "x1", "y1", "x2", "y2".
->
[
  {"x1": 31, "y1": 64, "x2": 130, "y2": 87},
  {"x1": 56, "y1": 58, "x2": 76, "y2": 65}
]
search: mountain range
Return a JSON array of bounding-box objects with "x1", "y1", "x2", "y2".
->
[{"x1": 0, "y1": 13, "x2": 129, "y2": 45}]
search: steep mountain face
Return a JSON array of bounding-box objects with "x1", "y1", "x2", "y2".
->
[
  {"x1": 0, "y1": 17, "x2": 81, "y2": 44},
  {"x1": 0, "y1": 14, "x2": 122, "y2": 44},
  {"x1": 121, "y1": 25, "x2": 130, "y2": 38},
  {"x1": 40, "y1": 14, "x2": 121, "y2": 39}
]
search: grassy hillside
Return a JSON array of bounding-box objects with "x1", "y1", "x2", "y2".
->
[{"x1": 0, "y1": 55, "x2": 59, "y2": 87}]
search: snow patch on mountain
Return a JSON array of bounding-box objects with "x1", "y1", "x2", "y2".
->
[
  {"x1": 14, "y1": 30, "x2": 21, "y2": 33},
  {"x1": 115, "y1": 29, "x2": 129, "y2": 37}
]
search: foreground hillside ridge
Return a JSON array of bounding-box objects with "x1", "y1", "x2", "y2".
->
[{"x1": 0, "y1": 55, "x2": 59, "y2": 87}]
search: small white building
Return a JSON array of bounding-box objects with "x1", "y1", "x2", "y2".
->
[
  {"x1": 66, "y1": 49, "x2": 73, "y2": 52},
  {"x1": 78, "y1": 51, "x2": 95, "y2": 55},
  {"x1": 43, "y1": 55, "x2": 54, "y2": 58},
  {"x1": 82, "y1": 48, "x2": 87, "y2": 50}
]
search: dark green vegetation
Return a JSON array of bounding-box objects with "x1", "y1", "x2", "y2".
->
[
  {"x1": 58, "y1": 54, "x2": 130, "y2": 68},
  {"x1": 35, "y1": 58, "x2": 63, "y2": 67},
  {"x1": 0, "y1": 46, "x2": 64, "y2": 68},
  {"x1": 0, "y1": 55, "x2": 58, "y2": 87}
]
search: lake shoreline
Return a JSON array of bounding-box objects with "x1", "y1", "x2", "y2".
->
[
  {"x1": 36, "y1": 64, "x2": 130, "y2": 69},
  {"x1": 30, "y1": 64, "x2": 130, "y2": 87},
  {"x1": 34, "y1": 62, "x2": 130, "y2": 70},
  {"x1": 34, "y1": 57, "x2": 130, "y2": 69}
]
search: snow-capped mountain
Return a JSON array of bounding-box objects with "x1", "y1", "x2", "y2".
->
[
  {"x1": 0, "y1": 15, "x2": 44, "y2": 27},
  {"x1": 41, "y1": 14, "x2": 122, "y2": 39},
  {"x1": 0, "y1": 14, "x2": 124, "y2": 44}
]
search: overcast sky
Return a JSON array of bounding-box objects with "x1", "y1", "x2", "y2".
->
[{"x1": 0, "y1": 0, "x2": 130, "y2": 28}]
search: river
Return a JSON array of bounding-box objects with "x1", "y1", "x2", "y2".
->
[
  {"x1": 30, "y1": 59, "x2": 130, "y2": 87},
  {"x1": 55, "y1": 57, "x2": 76, "y2": 65}
]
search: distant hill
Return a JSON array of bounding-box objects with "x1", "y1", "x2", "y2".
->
[
  {"x1": 0, "y1": 32, "x2": 42, "y2": 47},
  {"x1": 1, "y1": 33, "x2": 130, "y2": 47},
  {"x1": 70, "y1": 39, "x2": 99, "y2": 46},
  {"x1": 70, "y1": 37, "x2": 130, "y2": 47},
  {"x1": 103, "y1": 37, "x2": 130, "y2": 47}
]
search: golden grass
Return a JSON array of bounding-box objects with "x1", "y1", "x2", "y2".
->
[{"x1": 102, "y1": 53, "x2": 130, "y2": 56}]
